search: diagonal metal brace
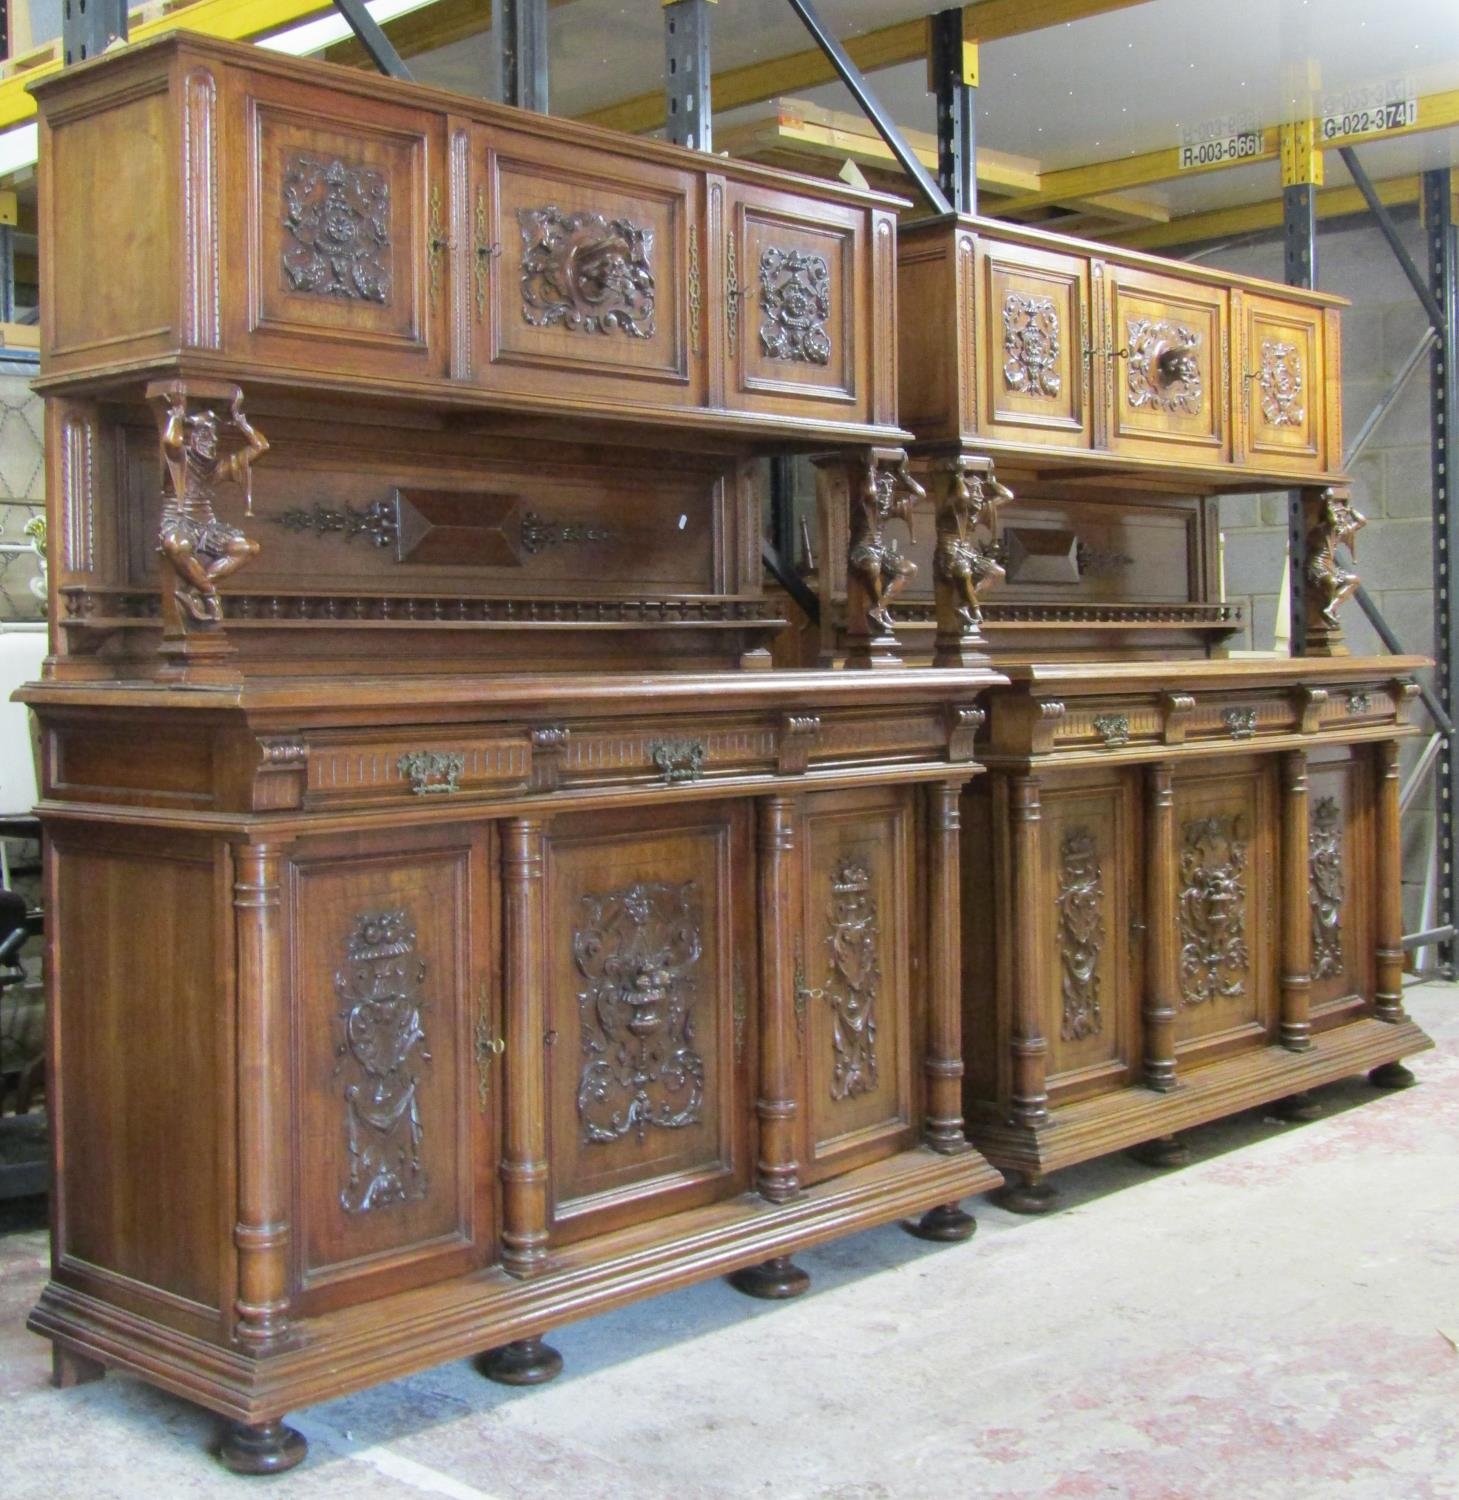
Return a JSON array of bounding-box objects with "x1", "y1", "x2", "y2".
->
[
  {"x1": 780, "y1": 0, "x2": 951, "y2": 216},
  {"x1": 1339, "y1": 146, "x2": 1443, "y2": 331},
  {"x1": 333, "y1": 0, "x2": 415, "y2": 81}
]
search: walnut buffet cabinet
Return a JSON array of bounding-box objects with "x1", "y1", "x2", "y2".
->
[
  {"x1": 24, "y1": 37, "x2": 1005, "y2": 1472},
  {"x1": 803, "y1": 213, "x2": 1432, "y2": 1210}
]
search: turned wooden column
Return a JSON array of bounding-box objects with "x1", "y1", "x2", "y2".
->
[
  {"x1": 501, "y1": 817, "x2": 550, "y2": 1276},
  {"x1": 1008, "y1": 776, "x2": 1049, "y2": 1128},
  {"x1": 232, "y1": 843, "x2": 291, "y2": 1351},
  {"x1": 1279, "y1": 750, "x2": 1314, "y2": 1050},
  {"x1": 1374, "y1": 740, "x2": 1407, "y2": 1024},
  {"x1": 756, "y1": 795, "x2": 801, "y2": 1201},
  {"x1": 1142, "y1": 764, "x2": 1179, "y2": 1091},
  {"x1": 924, "y1": 780, "x2": 968, "y2": 1152}
]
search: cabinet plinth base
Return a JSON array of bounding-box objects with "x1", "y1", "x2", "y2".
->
[
  {"x1": 727, "y1": 1256, "x2": 810, "y2": 1300},
  {"x1": 1127, "y1": 1134, "x2": 1192, "y2": 1169},
  {"x1": 1272, "y1": 1090, "x2": 1323, "y2": 1122},
  {"x1": 476, "y1": 1337, "x2": 563, "y2": 1387},
  {"x1": 903, "y1": 1202, "x2": 977, "y2": 1242},
  {"x1": 218, "y1": 1420, "x2": 308, "y2": 1476},
  {"x1": 1369, "y1": 1060, "x2": 1417, "y2": 1090}
]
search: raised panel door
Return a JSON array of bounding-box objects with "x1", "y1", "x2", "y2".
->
[
  {"x1": 472, "y1": 127, "x2": 702, "y2": 409},
  {"x1": 1040, "y1": 772, "x2": 1140, "y2": 1105},
  {"x1": 288, "y1": 827, "x2": 495, "y2": 1312},
  {"x1": 227, "y1": 68, "x2": 447, "y2": 379},
  {"x1": 975, "y1": 239, "x2": 1092, "y2": 450},
  {"x1": 798, "y1": 787, "x2": 919, "y2": 1183},
  {"x1": 1105, "y1": 266, "x2": 1229, "y2": 465},
  {"x1": 1307, "y1": 745, "x2": 1374, "y2": 1027},
  {"x1": 1239, "y1": 293, "x2": 1327, "y2": 474},
  {"x1": 543, "y1": 803, "x2": 752, "y2": 1242},
  {"x1": 725, "y1": 184, "x2": 869, "y2": 424},
  {"x1": 1171, "y1": 758, "x2": 1277, "y2": 1065}
]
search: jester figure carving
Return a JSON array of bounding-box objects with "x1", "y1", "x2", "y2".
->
[
  {"x1": 933, "y1": 461, "x2": 1013, "y2": 656},
  {"x1": 149, "y1": 381, "x2": 267, "y2": 628},
  {"x1": 1306, "y1": 487, "x2": 1366, "y2": 632},
  {"x1": 847, "y1": 450, "x2": 923, "y2": 651},
  {"x1": 825, "y1": 857, "x2": 881, "y2": 1102},
  {"x1": 574, "y1": 881, "x2": 705, "y2": 1145},
  {"x1": 335, "y1": 910, "x2": 431, "y2": 1215}
]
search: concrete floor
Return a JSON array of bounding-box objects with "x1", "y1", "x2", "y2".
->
[{"x1": 2, "y1": 985, "x2": 1457, "y2": 1500}]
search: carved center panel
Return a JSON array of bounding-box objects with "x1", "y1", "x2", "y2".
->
[
  {"x1": 519, "y1": 207, "x2": 656, "y2": 338},
  {"x1": 1310, "y1": 796, "x2": 1344, "y2": 981},
  {"x1": 1126, "y1": 318, "x2": 1203, "y2": 416},
  {"x1": 824, "y1": 856, "x2": 880, "y2": 1101},
  {"x1": 335, "y1": 909, "x2": 430, "y2": 1214},
  {"x1": 574, "y1": 881, "x2": 704, "y2": 1143},
  {"x1": 759, "y1": 247, "x2": 832, "y2": 365},
  {"x1": 1057, "y1": 827, "x2": 1105, "y2": 1041},
  {"x1": 282, "y1": 154, "x2": 392, "y2": 304},
  {"x1": 1178, "y1": 815, "x2": 1250, "y2": 1006},
  {"x1": 1259, "y1": 339, "x2": 1306, "y2": 428},
  {"x1": 1002, "y1": 292, "x2": 1062, "y2": 398}
]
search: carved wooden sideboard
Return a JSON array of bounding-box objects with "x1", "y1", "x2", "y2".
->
[
  {"x1": 798, "y1": 212, "x2": 1433, "y2": 1208},
  {"x1": 24, "y1": 38, "x2": 1004, "y2": 1473}
]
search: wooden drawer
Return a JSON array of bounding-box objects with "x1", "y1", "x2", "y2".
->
[
  {"x1": 975, "y1": 238, "x2": 1092, "y2": 450},
  {"x1": 1105, "y1": 265, "x2": 1229, "y2": 465},
  {"x1": 302, "y1": 726, "x2": 532, "y2": 806},
  {"x1": 225, "y1": 66, "x2": 449, "y2": 380},
  {"x1": 1236, "y1": 292, "x2": 1328, "y2": 475}
]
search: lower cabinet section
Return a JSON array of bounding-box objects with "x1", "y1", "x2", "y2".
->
[
  {"x1": 963, "y1": 736, "x2": 1433, "y2": 1203},
  {"x1": 31, "y1": 740, "x2": 1002, "y2": 1450}
]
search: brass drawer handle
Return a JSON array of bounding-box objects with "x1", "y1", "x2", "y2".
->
[
  {"x1": 397, "y1": 749, "x2": 465, "y2": 795},
  {"x1": 647, "y1": 737, "x2": 705, "y2": 783}
]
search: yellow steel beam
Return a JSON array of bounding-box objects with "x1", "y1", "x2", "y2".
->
[
  {"x1": 1097, "y1": 174, "x2": 1421, "y2": 253},
  {"x1": 1279, "y1": 119, "x2": 1323, "y2": 188},
  {"x1": 578, "y1": 0, "x2": 1154, "y2": 137},
  {"x1": 0, "y1": 0, "x2": 343, "y2": 130}
]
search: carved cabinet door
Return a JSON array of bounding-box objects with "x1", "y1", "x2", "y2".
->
[
  {"x1": 1306, "y1": 744, "x2": 1374, "y2": 1029},
  {"x1": 541, "y1": 802, "x2": 753, "y2": 1244},
  {"x1": 973, "y1": 239, "x2": 1093, "y2": 452},
  {"x1": 1169, "y1": 757, "x2": 1277, "y2": 1066},
  {"x1": 286, "y1": 825, "x2": 496, "y2": 1314},
  {"x1": 796, "y1": 787, "x2": 920, "y2": 1185},
  {"x1": 722, "y1": 183, "x2": 880, "y2": 426},
  {"x1": 1102, "y1": 266, "x2": 1230, "y2": 467},
  {"x1": 1236, "y1": 292, "x2": 1328, "y2": 475},
  {"x1": 1038, "y1": 772, "x2": 1141, "y2": 1106},
  {"x1": 469, "y1": 125, "x2": 704, "y2": 410},
  {"x1": 224, "y1": 68, "x2": 450, "y2": 381}
]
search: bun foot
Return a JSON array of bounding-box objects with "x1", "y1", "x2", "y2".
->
[
  {"x1": 218, "y1": 1419, "x2": 308, "y2": 1475},
  {"x1": 904, "y1": 1202, "x2": 977, "y2": 1243},
  {"x1": 1128, "y1": 1134, "x2": 1192, "y2": 1169},
  {"x1": 727, "y1": 1255, "x2": 811, "y2": 1300},
  {"x1": 1369, "y1": 1060, "x2": 1417, "y2": 1090},
  {"x1": 1273, "y1": 1090, "x2": 1323, "y2": 1122},
  {"x1": 51, "y1": 1347, "x2": 106, "y2": 1389},
  {"x1": 476, "y1": 1336, "x2": 563, "y2": 1386},
  {"x1": 996, "y1": 1171, "x2": 1058, "y2": 1214}
]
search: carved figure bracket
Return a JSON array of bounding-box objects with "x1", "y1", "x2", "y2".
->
[
  {"x1": 1178, "y1": 814, "x2": 1250, "y2": 1007},
  {"x1": 841, "y1": 448, "x2": 924, "y2": 662},
  {"x1": 759, "y1": 246, "x2": 832, "y2": 365},
  {"x1": 574, "y1": 881, "x2": 704, "y2": 1144},
  {"x1": 1305, "y1": 487, "x2": 1366, "y2": 642},
  {"x1": 519, "y1": 206, "x2": 655, "y2": 338},
  {"x1": 1126, "y1": 318, "x2": 1204, "y2": 416},
  {"x1": 334, "y1": 910, "x2": 431, "y2": 1214},
  {"x1": 1057, "y1": 827, "x2": 1105, "y2": 1041},
  {"x1": 282, "y1": 153, "x2": 392, "y2": 304}
]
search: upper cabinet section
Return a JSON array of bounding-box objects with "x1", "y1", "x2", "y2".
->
[
  {"x1": 899, "y1": 215, "x2": 1345, "y2": 486},
  {"x1": 33, "y1": 34, "x2": 903, "y2": 449}
]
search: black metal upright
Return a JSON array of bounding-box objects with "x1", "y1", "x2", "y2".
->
[
  {"x1": 497, "y1": 0, "x2": 550, "y2": 112},
  {"x1": 1282, "y1": 123, "x2": 1320, "y2": 655},
  {"x1": 664, "y1": 0, "x2": 713, "y2": 152},
  {"x1": 62, "y1": 0, "x2": 127, "y2": 66},
  {"x1": 1426, "y1": 169, "x2": 1459, "y2": 972},
  {"x1": 928, "y1": 8, "x2": 976, "y2": 215},
  {"x1": 333, "y1": 0, "x2": 414, "y2": 80}
]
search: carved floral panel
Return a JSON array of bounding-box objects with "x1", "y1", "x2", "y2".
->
[
  {"x1": 1259, "y1": 339, "x2": 1306, "y2": 428},
  {"x1": 824, "y1": 856, "x2": 880, "y2": 1101},
  {"x1": 519, "y1": 207, "x2": 656, "y2": 338},
  {"x1": 1057, "y1": 827, "x2": 1105, "y2": 1041},
  {"x1": 1002, "y1": 292, "x2": 1062, "y2": 399},
  {"x1": 335, "y1": 909, "x2": 430, "y2": 1214},
  {"x1": 1178, "y1": 814, "x2": 1250, "y2": 1006},
  {"x1": 282, "y1": 154, "x2": 392, "y2": 304},
  {"x1": 1126, "y1": 318, "x2": 1204, "y2": 416},
  {"x1": 759, "y1": 247, "x2": 832, "y2": 365},
  {"x1": 574, "y1": 881, "x2": 704, "y2": 1143},
  {"x1": 1309, "y1": 795, "x2": 1344, "y2": 981}
]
